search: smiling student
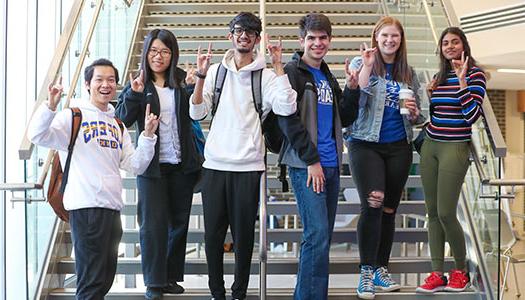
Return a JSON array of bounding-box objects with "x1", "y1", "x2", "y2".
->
[
  {"x1": 28, "y1": 58, "x2": 158, "y2": 300},
  {"x1": 345, "y1": 16, "x2": 424, "y2": 299},
  {"x1": 115, "y1": 29, "x2": 202, "y2": 300},
  {"x1": 278, "y1": 13, "x2": 360, "y2": 300},
  {"x1": 416, "y1": 27, "x2": 486, "y2": 294},
  {"x1": 189, "y1": 12, "x2": 297, "y2": 300}
]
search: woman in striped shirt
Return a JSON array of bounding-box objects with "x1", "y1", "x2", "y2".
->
[{"x1": 416, "y1": 27, "x2": 486, "y2": 294}]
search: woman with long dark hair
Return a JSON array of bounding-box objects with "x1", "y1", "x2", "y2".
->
[
  {"x1": 346, "y1": 16, "x2": 423, "y2": 299},
  {"x1": 416, "y1": 27, "x2": 486, "y2": 294},
  {"x1": 115, "y1": 29, "x2": 201, "y2": 300}
]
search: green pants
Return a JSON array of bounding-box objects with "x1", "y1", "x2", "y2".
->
[{"x1": 420, "y1": 138, "x2": 470, "y2": 271}]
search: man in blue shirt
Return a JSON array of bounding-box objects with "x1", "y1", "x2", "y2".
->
[{"x1": 278, "y1": 13, "x2": 360, "y2": 300}]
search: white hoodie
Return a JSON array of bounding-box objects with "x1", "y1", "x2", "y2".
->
[
  {"x1": 27, "y1": 100, "x2": 157, "y2": 211},
  {"x1": 189, "y1": 50, "x2": 297, "y2": 171}
]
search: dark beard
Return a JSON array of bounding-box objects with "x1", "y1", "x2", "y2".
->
[{"x1": 237, "y1": 47, "x2": 252, "y2": 54}]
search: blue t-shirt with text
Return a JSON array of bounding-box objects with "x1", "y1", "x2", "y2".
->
[
  {"x1": 307, "y1": 65, "x2": 338, "y2": 167},
  {"x1": 379, "y1": 63, "x2": 406, "y2": 143}
]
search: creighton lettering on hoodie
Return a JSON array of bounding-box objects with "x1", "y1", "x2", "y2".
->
[
  {"x1": 189, "y1": 49, "x2": 297, "y2": 172},
  {"x1": 28, "y1": 100, "x2": 157, "y2": 211}
]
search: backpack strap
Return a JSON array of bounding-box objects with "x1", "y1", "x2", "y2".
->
[
  {"x1": 59, "y1": 107, "x2": 82, "y2": 194},
  {"x1": 251, "y1": 68, "x2": 263, "y2": 120},
  {"x1": 212, "y1": 63, "x2": 228, "y2": 117},
  {"x1": 114, "y1": 117, "x2": 125, "y2": 135}
]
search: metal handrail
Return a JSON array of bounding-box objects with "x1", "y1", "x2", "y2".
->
[
  {"x1": 18, "y1": 0, "x2": 86, "y2": 160},
  {"x1": 259, "y1": 2, "x2": 268, "y2": 299},
  {"x1": 64, "y1": 0, "x2": 104, "y2": 108}
]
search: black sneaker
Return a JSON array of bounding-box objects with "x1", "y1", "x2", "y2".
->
[
  {"x1": 145, "y1": 287, "x2": 163, "y2": 300},
  {"x1": 162, "y1": 282, "x2": 185, "y2": 294}
]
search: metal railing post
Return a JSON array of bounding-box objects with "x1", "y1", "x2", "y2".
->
[{"x1": 259, "y1": 170, "x2": 268, "y2": 300}]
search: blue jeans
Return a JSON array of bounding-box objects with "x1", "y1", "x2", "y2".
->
[{"x1": 289, "y1": 166, "x2": 340, "y2": 300}]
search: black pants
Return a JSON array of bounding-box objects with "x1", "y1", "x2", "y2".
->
[
  {"x1": 201, "y1": 168, "x2": 262, "y2": 300},
  {"x1": 348, "y1": 139, "x2": 412, "y2": 267},
  {"x1": 137, "y1": 164, "x2": 199, "y2": 287},
  {"x1": 69, "y1": 208, "x2": 122, "y2": 300}
]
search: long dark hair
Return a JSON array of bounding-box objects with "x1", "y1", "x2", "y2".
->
[
  {"x1": 141, "y1": 29, "x2": 181, "y2": 88},
  {"x1": 370, "y1": 16, "x2": 412, "y2": 85},
  {"x1": 434, "y1": 27, "x2": 481, "y2": 87}
]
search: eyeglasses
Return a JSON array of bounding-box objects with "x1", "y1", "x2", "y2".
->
[
  {"x1": 148, "y1": 48, "x2": 171, "y2": 58},
  {"x1": 231, "y1": 27, "x2": 259, "y2": 37}
]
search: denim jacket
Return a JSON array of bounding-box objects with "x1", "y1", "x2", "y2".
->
[{"x1": 347, "y1": 57, "x2": 425, "y2": 143}]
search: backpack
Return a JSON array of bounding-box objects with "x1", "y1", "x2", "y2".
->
[
  {"x1": 212, "y1": 63, "x2": 284, "y2": 154},
  {"x1": 47, "y1": 108, "x2": 124, "y2": 222},
  {"x1": 212, "y1": 63, "x2": 289, "y2": 191},
  {"x1": 191, "y1": 120, "x2": 205, "y2": 156}
]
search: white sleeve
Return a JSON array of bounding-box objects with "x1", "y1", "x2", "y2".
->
[
  {"x1": 189, "y1": 64, "x2": 217, "y2": 120},
  {"x1": 27, "y1": 103, "x2": 72, "y2": 151},
  {"x1": 119, "y1": 128, "x2": 157, "y2": 175},
  {"x1": 261, "y1": 70, "x2": 297, "y2": 117}
]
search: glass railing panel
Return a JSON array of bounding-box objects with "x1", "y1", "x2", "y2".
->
[
  {"x1": 461, "y1": 119, "x2": 500, "y2": 299},
  {"x1": 26, "y1": 1, "x2": 142, "y2": 298},
  {"x1": 26, "y1": 0, "x2": 98, "y2": 295},
  {"x1": 75, "y1": 0, "x2": 141, "y2": 102}
]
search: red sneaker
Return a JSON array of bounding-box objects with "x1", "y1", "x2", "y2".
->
[
  {"x1": 416, "y1": 272, "x2": 448, "y2": 293},
  {"x1": 445, "y1": 269, "x2": 470, "y2": 292}
]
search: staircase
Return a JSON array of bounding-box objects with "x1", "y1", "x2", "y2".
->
[{"x1": 42, "y1": 0, "x2": 486, "y2": 299}]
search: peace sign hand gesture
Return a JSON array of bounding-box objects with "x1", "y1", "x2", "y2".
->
[
  {"x1": 265, "y1": 34, "x2": 284, "y2": 73},
  {"x1": 360, "y1": 42, "x2": 377, "y2": 67},
  {"x1": 451, "y1": 51, "x2": 469, "y2": 86},
  {"x1": 47, "y1": 77, "x2": 63, "y2": 111},
  {"x1": 129, "y1": 69, "x2": 145, "y2": 93},
  {"x1": 196, "y1": 42, "x2": 213, "y2": 76}
]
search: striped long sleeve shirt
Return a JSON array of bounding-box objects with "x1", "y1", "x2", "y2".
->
[{"x1": 426, "y1": 67, "x2": 486, "y2": 142}]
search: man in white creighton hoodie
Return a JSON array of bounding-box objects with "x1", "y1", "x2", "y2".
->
[
  {"x1": 27, "y1": 59, "x2": 159, "y2": 300},
  {"x1": 190, "y1": 12, "x2": 297, "y2": 300}
]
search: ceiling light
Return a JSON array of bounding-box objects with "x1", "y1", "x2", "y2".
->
[{"x1": 497, "y1": 68, "x2": 525, "y2": 74}]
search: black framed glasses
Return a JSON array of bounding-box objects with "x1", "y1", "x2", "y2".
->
[
  {"x1": 148, "y1": 48, "x2": 172, "y2": 58},
  {"x1": 231, "y1": 27, "x2": 259, "y2": 37}
]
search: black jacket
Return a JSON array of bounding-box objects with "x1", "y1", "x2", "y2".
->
[
  {"x1": 115, "y1": 68, "x2": 201, "y2": 178},
  {"x1": 279, "y1": 51, "x2": 360, "y2": 169}
]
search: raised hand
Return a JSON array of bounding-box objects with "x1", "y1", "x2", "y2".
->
[
  {"x1": 47, "y1": 77, "x2": 63, "y2": 110},
  {"x1": 345, "y1": 58, "x2": 360, "y2": 89},
  {"x1": 129, "y1": 69, "x2": 145, "y2": 93},
  {"x1": 451, "y1": 51, "x2": 469, "y2": 84},
  {"x1": 265, "y1": 34, "x2": 283, "y2": 72},
  {"x1": 143, "y1": 103, "x2": 159, "y2": 138},
  {"x1": 196, "y1": 42, "x2": 213, "y2": 76},
  {"x1": 184, "y1": 62, "x2": 196, "y2": 85},
  {"x1": 360, "y1": 42, "x2": 377, "y2": 67}
]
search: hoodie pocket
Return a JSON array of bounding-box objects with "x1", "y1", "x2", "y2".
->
[
  {"x1": 206, "y1": 128, "x2": 259, "y2": 163},
  {"x1": 96, "y1": 175, "x2": 122, "y2": 204}
]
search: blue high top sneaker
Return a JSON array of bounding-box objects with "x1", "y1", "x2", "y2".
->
[
  {"x1": 373, "y1": 266, "x2": 401, "y2": 292},
  {"x1": 357, "y1": 265, "x2": 375, "y2": 299}
]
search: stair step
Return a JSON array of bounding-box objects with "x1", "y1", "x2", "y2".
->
[
  {"x1": 64, "y1": 227, "x2": 429, "y2": 244},
  {"x1": 48, "y1": 287, "x2": 481, "y2": 299},
  {"x1": 145, "y1": 2, "x2": 379, "y2": 14},
  {"x1": 122, "y1": 175, "x2": 423, "y2": 190},
  {"x1": 144, "y1": 13, "x2": 381, "y2": 27},
  {"x1": 56, "y1": 257, "x2": 453, "y2": 275},
  {"x1": 120, "y1": 201, "x2": 427, "y2": 216}
]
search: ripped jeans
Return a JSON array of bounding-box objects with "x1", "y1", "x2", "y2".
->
[{"x1": 348, "y1": 139, "x2": 412, "y2": 267}]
